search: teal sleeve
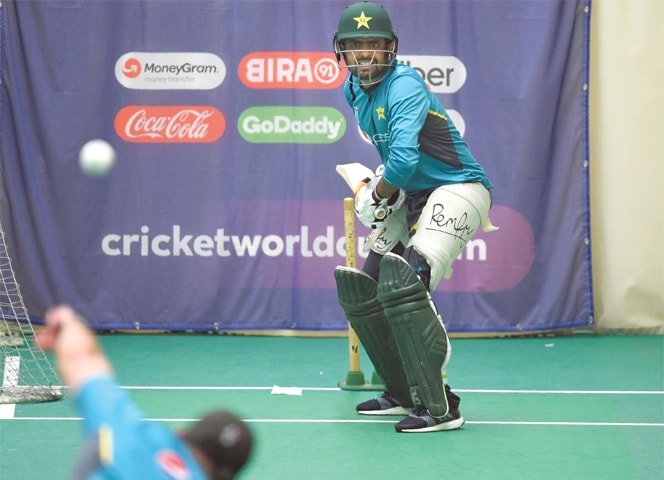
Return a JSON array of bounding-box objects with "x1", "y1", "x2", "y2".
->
[
  {"x1": 75, "y1": 375, "x2": 143, "y2": 436},
  {"x1": 382, "y1": 75, "x2": 429, "y2": 188}
]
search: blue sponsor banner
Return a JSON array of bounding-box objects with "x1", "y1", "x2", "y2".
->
[{"x1": 0, "y1": 1, "x2": 592, "y2": 332}]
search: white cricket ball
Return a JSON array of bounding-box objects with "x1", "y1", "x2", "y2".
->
[{"x1": 78, "y1": 139, "x2": 116, "y2": 178}]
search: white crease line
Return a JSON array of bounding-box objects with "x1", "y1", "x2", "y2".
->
[
  {"x1": 456, "y1": 389, "x2": 664, "y2": 395},
  {"x1": 0, "y1": 356, "x2": 20, "y2": 419},
  {"x1": 109, "y1": 386, "x2": 664, "y2": 395},
  {"x1": 3, "y1": 417, "x2": 663, "y2": 427}
]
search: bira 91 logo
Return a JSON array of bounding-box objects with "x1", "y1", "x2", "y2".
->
[
  {"x1": 239, "y1": 52, "x2": 344, "y2": 89},
  {"x1": 114, "y1": 106, "x2": 225, "y2": 143}
]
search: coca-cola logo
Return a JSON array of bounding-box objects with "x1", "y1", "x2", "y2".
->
[{"x1": 114, "y1": 106, "x2": 225, "y2": 143}]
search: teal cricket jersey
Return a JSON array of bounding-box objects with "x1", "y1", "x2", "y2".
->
[
  {"x1": 344, "y1": 61, "x2": 493, "y2": 196},
  {"x1": 74, "y1": 375, "x2": 208, "y2": 479}
]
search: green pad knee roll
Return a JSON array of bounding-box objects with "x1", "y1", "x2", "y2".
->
[
  {"x1": 377, "y1": 253, "x2": 449, "y2": 418},
  {"x1": 334, "y1": 266, "x2": 413, "y2": 407}
]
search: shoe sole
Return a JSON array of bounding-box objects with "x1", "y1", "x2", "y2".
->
[
  {"x1": 357, "y1": 406, "x2": 410, "y2": 416},
  {"x1": 396, "y1": 416, "x2": 465, "y2": 433}
]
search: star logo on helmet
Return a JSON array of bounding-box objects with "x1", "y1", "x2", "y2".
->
[
  {"x1": 376, "y1": 107, "x2": 386, "y2": 120},
  {"x1": 353, "y1": 11, "x2": 372, "y2": 30}
]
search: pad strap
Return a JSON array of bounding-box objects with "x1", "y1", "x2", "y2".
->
[
  {"x1": 334, "y1": 266, "x2": 413, "y2": 407},
  {"x1": 377, "y1": 253, "x2": 450, "y2": 418}
]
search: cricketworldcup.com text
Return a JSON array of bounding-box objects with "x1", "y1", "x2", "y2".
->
[{"x1": 100, "y1": 224, "x2": 489, "y2": 261}]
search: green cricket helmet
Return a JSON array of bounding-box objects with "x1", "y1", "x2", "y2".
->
[
  {"x1": 333, "y1": 2, "x2": 399, "y2": 86},
  {"x1": 334, "y1": 1, "x2": 396, "y2": 42}
]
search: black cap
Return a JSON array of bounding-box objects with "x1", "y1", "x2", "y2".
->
[{"x1": 184, "y1": 410, "x2": 253, "y2": 480}]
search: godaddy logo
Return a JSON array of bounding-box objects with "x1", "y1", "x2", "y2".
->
[{"x1": 238, "y1": 107, "x2": 346, "y2": 144}]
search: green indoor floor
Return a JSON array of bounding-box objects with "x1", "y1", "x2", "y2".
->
[{"x1": 1, "y1": 334, "x2": 663, "y2": 479}]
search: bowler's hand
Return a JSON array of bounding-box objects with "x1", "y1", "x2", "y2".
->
[
  {"x1": 35, "y1": 305, "x2": 79, "y2": 351},
  {"x1": 35, "y1": 304, "x2": 113, "y2": 391}
]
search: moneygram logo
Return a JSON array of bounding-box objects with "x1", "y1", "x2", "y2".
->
[
  {"x1": 239, "y1": 52, "x2": 344, "y2": 89},
  {"x1": 399, "y1": 55, "x2": 467, "y2": 93},
  {"x1": 115, "y1": 106, "x2": 225, "y2": 143},
  {"x1": 115, "y1": 52, "x2": 226, "y2": 90},
  {"x1": 122, "y1": 58, "x2": 142, "y2": 78},
  {"x1": 238, "y1": 107, "x2": 346, "y2": 144}
]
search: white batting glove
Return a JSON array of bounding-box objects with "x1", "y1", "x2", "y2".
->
[
  {"x1": 354, "y1": 179, "x2": 386, "y2": 228},
  {"x1": 354, "y1": 176, "x2": 405, "y2": 229}
]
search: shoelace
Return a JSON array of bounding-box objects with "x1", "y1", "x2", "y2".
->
[
  {"x1": 411, "y1": 405, "x2": 429, "y2": 417},
  {"x1": 381, "y1": 391, "x2": 399, "y2": 405}
]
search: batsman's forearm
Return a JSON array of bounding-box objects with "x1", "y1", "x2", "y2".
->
[{"x1": 374, "y1": 178, "x2": 399, "y2": 200}]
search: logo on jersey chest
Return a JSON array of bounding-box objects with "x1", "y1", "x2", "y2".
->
[
  {"x1": 156, "y1": 450, "x2": 192, "y2": 480},
  {"x1": 354, "y1": 106, "x2": 390, "y2": 145}
]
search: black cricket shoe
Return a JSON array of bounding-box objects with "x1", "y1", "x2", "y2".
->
[{"x1": 395, "y1": 405, "x2": 465, "y2": 433}]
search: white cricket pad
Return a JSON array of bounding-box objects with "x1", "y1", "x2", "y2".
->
[{"x1": 408, "y1": 183, "x2": 495, "y2": 289}]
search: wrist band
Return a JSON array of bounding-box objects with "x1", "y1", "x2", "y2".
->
[{"x1": 371, "y1": 189, "x2": 383, "y2": 203}]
